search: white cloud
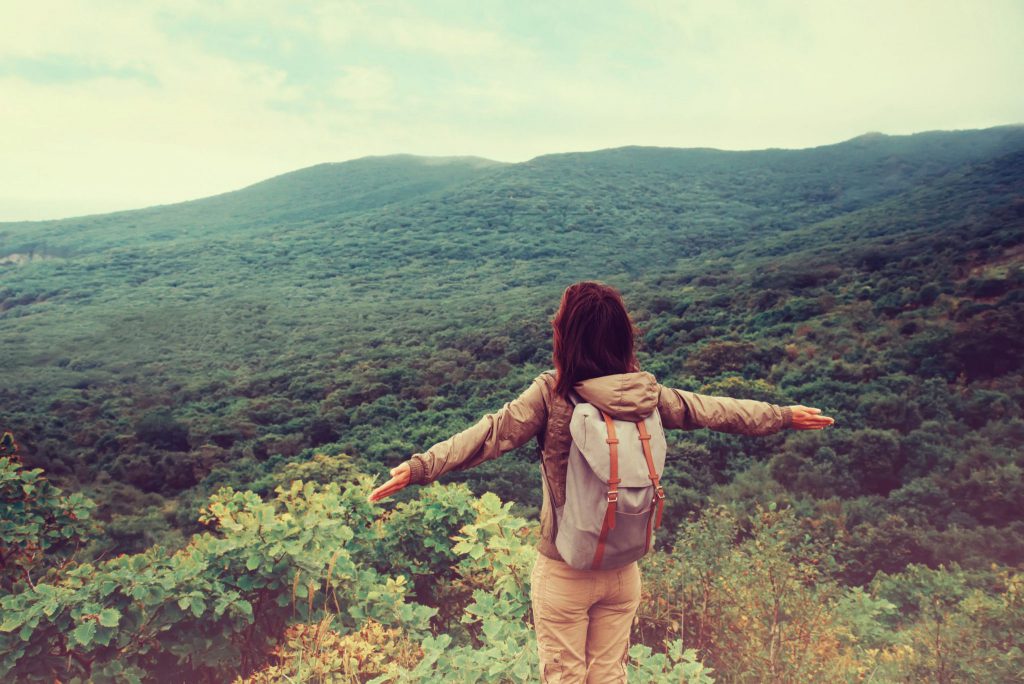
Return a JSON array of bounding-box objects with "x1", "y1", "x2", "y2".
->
[
  {"x1": 330, "y1": 66, "x2": 395, "y2": 111},
  {"x1": 0, "y1": 0, "x2": 1021, "y2": 220},
  {"x1": 0, "y1": 3, "x2": 363, "y2": 217},
  {"x1": 378, "y1": 16, "x2": 518, "y2": 58}
]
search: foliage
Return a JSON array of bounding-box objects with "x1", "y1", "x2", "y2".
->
[
  {"x1": 370, "y1": 492, "x2": 541, "y2": 683},
  {"x1": 236, "y1": 618, "x2": 423, "y2": 684},
  {"x1": 4, "y1": 448, "x2": 1024, "y2": 682},
  {"x1": 2, "y1": 128, "x2": 1024, "y2": 680},
  {"x1": 135, "y1": 410, "x2": 191, "y2": 452},
  {"x1": 0, "y1": 474, "x2": 434, "y2": 682},
  {"x1": 868, "y1": 564, "x2": 1024, "y2": 683},
  {"x1": 0, "y1": 455, "x2": 95, "y2": 593},
  {"x1": 626, "y1": 641, "x2": 715, "y2": 683},
  {"x1": 637, "y1": 505, "x2": 856, "y2": 681}
]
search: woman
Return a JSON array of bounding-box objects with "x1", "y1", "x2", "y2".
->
[{"x1": 369, "y1": 281, "x2": 834, "y2": 683}]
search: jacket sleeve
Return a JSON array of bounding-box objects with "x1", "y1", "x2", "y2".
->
[
  {"x1": 401, "y1": 374, "x2": 549, "y2": 485},
  {"x1": 657, "y1": 384, "x2": 793, "y2": 435}
]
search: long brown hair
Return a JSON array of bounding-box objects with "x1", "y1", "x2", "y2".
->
[{"x1": 552, "y1": 281, "x2": 639, "y2": 399}]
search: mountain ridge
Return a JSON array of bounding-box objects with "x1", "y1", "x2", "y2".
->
[{"x1": 3, "y1": 125, "x2": 1023, "y2": 230}]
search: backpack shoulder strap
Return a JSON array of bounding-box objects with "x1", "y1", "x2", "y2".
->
[
  {"x1": 636, "y1": 419, "x2": 666, "y2": 530},
  {"x1": 591, "y1": 410, "x2": 621, "y2": 569}
]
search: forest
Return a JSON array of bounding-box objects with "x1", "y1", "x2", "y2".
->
[{"x1": 1, "y1": 125, "x2": 1023, "y2": 682}]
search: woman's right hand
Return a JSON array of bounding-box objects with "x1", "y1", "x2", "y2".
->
[
  {"x1": 787, "y1": 405, "x2": 835, "y2": 429},
  {"x1": 368, "y1": 462, "x2": 411, "y2": 503}
]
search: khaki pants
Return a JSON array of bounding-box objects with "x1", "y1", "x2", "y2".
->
[{"x1": 530, "y1": 553, "x2": 642, "y2": 683}]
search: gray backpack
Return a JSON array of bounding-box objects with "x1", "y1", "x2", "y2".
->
[{"x1": 553, "y1": 392, "x2": 668, "y2": 570}]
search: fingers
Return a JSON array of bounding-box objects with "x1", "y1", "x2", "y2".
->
[
  {"x1": 368, "y1": 466, "x2": 411, "y2": 502},
  {"x1": 789, "y1": 405, "x2": 835, "y2": 430},
  {"x1": 391, "y1": 463, "x2": 411, "y2": 484},
  {"x1": 368, "y1": 477, "x2": 403, "y2": 502},
  {"x1": 368, "y1": 476, "x2": 397, "y2": 502}
]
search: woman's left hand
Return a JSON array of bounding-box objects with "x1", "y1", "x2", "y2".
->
[{"x1": 368, "y1": 462, "x2": 411, "y2": 503}]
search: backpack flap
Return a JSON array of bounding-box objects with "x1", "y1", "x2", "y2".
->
[{"x1": 568, "y1": 404, "x2": 667, "y2": 486}]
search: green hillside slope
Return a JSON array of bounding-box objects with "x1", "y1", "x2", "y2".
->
[
  {"x1": 2, "y1": 126, "x2": 1022, "y2": 501},
  {"x1": 0, "y1": 154, "x2": 506, "y2": 253},
  {"x1": 1, "y1": 126, "x2": 1022, "y2": 683}
]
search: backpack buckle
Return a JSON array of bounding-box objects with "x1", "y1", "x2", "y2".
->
[
  {"x1": 655, "y1": 486, "x2": 665, "y2": 500},
  {"x1": 606, "y1": 491, "x2": 618, "y2": 503}
]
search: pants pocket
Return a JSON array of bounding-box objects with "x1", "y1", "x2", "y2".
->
[{"x1": 538, "y1": 645, "x2": 563, "y2": 683}]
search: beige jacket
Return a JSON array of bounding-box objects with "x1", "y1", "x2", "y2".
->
[{"x1": 402, "y1": 371, "x2": 793, "y2": 561}]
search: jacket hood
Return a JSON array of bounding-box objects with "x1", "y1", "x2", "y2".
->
[{"x1": 573, "y1": 371, "x2": 660, "y2": 421}]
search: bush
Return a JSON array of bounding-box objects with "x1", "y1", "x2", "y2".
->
[
  {"x1": 0, "y1": 455, "x2": 95, "y2": 592},
  {"x1": 0, "y1": 479, "x2": 436, "y2": 682},
  {"x1": 135, "y1": 410, "x2": 190, "y2": 452}
]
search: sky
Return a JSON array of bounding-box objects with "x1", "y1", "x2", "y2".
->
[{"x1": 1, "y1": 0, "x2": 1022, "y2": 221}]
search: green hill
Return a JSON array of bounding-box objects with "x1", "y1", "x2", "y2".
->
[
  {"x1": 1, "y1": 125, "x2": 1022, "y2": 682},
  {"x1": 0, "y1": 154, "x2": 506, "y2": 253},
  {"x1": 2, "y1": 124, "x2": 1022, "y2": 497}
]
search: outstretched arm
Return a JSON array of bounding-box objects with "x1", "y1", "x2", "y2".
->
[
  {"x1": 368, "y1": 374, "x2": 548, "y2": 502},
  {"x1": 658, "y1": 385, "x2": 833, "y2": 435}
]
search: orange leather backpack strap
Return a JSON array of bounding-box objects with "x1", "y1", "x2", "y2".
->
[
  {"x1": 591, "y1": 411, "x2": 620, "y2": 569},
  {"x1": 636, "y1": 419, "x2": 665, "y2": 529}
]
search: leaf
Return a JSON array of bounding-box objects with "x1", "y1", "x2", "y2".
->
[
  {"x1": 512, "y1": 659, "x2": 531, "y2": 680},
  {"x1": 0, "y1": 615, "x2": 23, "y2": 632},
  {"x1": 480, "y1": 492, "x2": 501, "y2": 512},
  {"x1": 245, "y1": 555, "x2": 260, "y2": 571},
  {"x1": 71, "y1": 622, "x2": 97, "y2": 647},
  {"x1": 234, "y1": 599, "x2": 254, "y2": 620},
  {"x1": 481, "y1": 617, "x2": 503, "y2": 641},
  {"x1": 189, "y1": 597, "x2": 205, "y2": 618},
  {"x1": 94, "y1": 626, "x2": 116, "y2": 647},
  {"x1": 98, "y1": 608, "x2": 120, "y2": 628}
]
